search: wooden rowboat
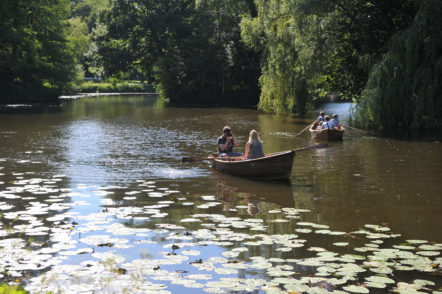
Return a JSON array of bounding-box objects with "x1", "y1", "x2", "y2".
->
[
  {"x1": 208, "y1": 150, "x2": 296, "y2": 181},
  {"x1": 309, "y1": 124, "x2": 345, "y2": 141}
]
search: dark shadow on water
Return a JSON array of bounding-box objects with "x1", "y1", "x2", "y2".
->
[{"x1": 376, "y1": 128, "x2": 442, "y2": 142}]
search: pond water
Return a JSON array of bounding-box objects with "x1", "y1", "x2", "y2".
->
[{"x1": 0, "y1": 95, "x2": 441, "y2": 293}]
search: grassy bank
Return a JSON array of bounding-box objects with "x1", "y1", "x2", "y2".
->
[{"x1": 78, "y1": 80, "x2": 156, "y2": 93}]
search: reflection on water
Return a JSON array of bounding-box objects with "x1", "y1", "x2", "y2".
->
[
  {"x1": 215, "y1": 174, "x2": 295, "y2": 215},
  {"x1": 0, "y1": 96, "x2": 442, "y2": 293}
]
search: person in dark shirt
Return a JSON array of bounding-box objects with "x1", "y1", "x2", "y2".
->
[{"x1": 217, "y1": 126, "x2": 242, "y2": 157}]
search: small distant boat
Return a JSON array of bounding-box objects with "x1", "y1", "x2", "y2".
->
[
  {"x1": 309, "y1": 124, "x2": 345, "y2": 141},
  {"x1": 208, "y1": 150, "x2": 296, "y2": 181}
]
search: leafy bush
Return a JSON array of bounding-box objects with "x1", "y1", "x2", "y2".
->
[
  {"x1": 79, "y1": 81, "x2": 156, "y2": 93},
  {"x1": 0, "y1": 283, "x2": 28, "y2": 294}
]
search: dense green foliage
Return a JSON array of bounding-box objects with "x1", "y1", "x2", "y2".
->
[
  {"x1": 79, "y1": 80, "x2": 155, "y2": 93},
  {"x1": 0, "y1": 0, "x2": 76, "y2": 102},
  {"x1": 241, "y1": 0, "x2": 417, "y2": 115},
  {"x1": 1, "y1": 0, "x2": 441, "y2": 129},
  {"x1": 98, "y1": 0, "x2": 260, "y2": 105},
  {"x1": 70, "y1": 0, "x2": 110, "y2": 79},
  {"x1": 357, "y1": 0, "x2": 442, "y2": 129}
]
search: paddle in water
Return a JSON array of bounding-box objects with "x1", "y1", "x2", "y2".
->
[
  {"x1": 182, "y1": 144, "x2": 328, "y2": 162},
  {"x1": 341, "y1": 124, "x2": 375, "y2": 136},
  {"x1": 294, "y1": 122, "x2": 315, "y2": 137}
]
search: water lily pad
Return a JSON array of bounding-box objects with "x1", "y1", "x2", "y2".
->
[
  {"x1": 416, "y1": 251, "x2": 439, "y2": 257},
  {"x1": 268, "y1": 210, "x2": 281, "y2": 214},
  {"x1": 365, "y1": 224, "x2": 390, "y2": 232},
  {"x1": 342, "y1": 285, "x2": 369, "y2": 293},
  {"x1": 181, "y1": 250, "x2": 201, "y2": 256},
  {"x1": 180, "y1": 218, "x2": 200, "y2": 223},
  {"x1": 365, "y1": 275, "x2": 395, "y2": 284},
  {"x1": 413, "y1": 279, "x2": 435, "y2": 286},
  {"x1": 418, "y1": 244, "x2": 441, "y2": 251},
  {"x1": 333, "y1": 242, "x2": 349, "y2": 247},
  {"x1": 406, "y1": 240, "x2": 428, "y2": 245},
  {"x1": 201, "y1": 195, "x2": 216, "y2": 201},
  {"x1": 394, "y1": 245, "x2": 416, "y2": 250},
  {"x1": 214, "y1": 267, "x2": 238, "y2": 275}
]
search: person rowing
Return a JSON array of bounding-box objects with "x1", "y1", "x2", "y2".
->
[{"x1": 320, "y1": 115, "x2": 331, "y2": 129}]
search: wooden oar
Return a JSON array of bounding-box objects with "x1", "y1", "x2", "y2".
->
[
  {"x1": 182, "y1": 156, "x2": 213, "y2": 162},
  {"x1": 182, "y1": 144, "x2": 328, "y2": 162},
  {"x1": 342, "y1": 124, "x2": 375, "y2": 136},
  {"x1": 294, "y1": 122, "x2": 315, "y2": 137},
  {"x1": 293, "y1": 143, "x2": 328, "y2": 152}
]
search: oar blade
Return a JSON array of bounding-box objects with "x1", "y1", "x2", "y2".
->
[
  {"x1": 182, "y1": 157, "x2": 201, "y2": 162},
  {"x1": 293, "y1": 143, "x2": 328, "y2": 152},
  {"x1": 182, "y1": 156, "x2": 212, "y2": 162},
  {"x1": 304, "y1": 143, "x2": 328, "y2": 150},
  {"x1": 342, "y1": 124, "x2": 375, "y2": 136}
]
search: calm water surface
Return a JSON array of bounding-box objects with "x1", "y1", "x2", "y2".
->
[{"x1": 0, "y1": 95, "x2": 441, "y2": 293}]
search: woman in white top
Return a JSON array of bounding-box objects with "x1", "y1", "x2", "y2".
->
[{"x1": 320, "y1": 115, "x2": 332, "y2": 129}]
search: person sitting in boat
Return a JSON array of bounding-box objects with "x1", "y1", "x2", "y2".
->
[
  {"x1": 217, "y1": 126, "x2": 242, "y2": 157},
  {"x1": 243, "y1": 130, "x2": 265, "y2": 159},
  {"x1": 320, "y1": 115, "x2": 332, "y2": 129},
  {"x1": 330, "y1": 114, "x2": 340, "y2": 129},
  {"x1": 316, "y1": 111, "x2": 325, "y2": 123}
]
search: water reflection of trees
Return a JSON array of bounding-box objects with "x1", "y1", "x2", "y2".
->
[{"x1": 292, "y1": 137, "x2": 442, "y2": 241}]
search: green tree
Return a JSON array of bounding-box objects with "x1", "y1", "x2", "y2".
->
[
  {"x1": 98, "y1": 0, "x2": 259, "y2": 105},
  {"x1": 241, "y1": 0, "x2": 416, "y2": 114},
  {"x1": 303, "y1": 0, "x2": 416, "y2": 100},
  {"x1": 241, "y1": 1, "x2": 316, "y2": 114},
  {"x1": 70, "y1": 0, "x2": 110, "y2": 79},
  {"x1": 0, "y1": 0, "x2": 76, "y2": 102},
  {"x1": 356, "y1": 0, "x2": 442, "y2": 129}
]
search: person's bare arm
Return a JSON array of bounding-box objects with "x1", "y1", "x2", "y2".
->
[
  {"x1": 218, "y1": 137, "x2": 232, "y2": 151},
  {"x1": 243, "y1": 142, "x2": 250, "y2": 158},
  {"x1": 231, "y1": 134, "x2": 239, "y2": 147}
]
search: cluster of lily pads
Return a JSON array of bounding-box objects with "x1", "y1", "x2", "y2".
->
[{"x1": 0, "y1": 161, "x2": 441, "y2": 293}]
